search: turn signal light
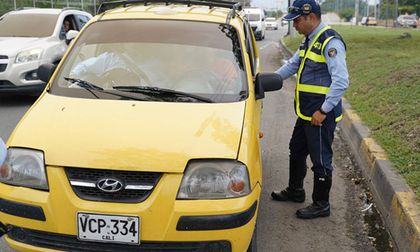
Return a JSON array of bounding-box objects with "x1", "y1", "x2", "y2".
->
[{"x1": 229, "y1": 179, "x2": 245, "y2": 193}]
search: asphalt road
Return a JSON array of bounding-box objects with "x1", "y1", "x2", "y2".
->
[{"x1": 0, "y1": 26, "x2": 386, "y2": 251}]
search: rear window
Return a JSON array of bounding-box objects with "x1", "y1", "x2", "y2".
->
[
  {"x1": 0, "y1": 13, "x2": 58, "y2": 37},
  {"x1": 50, "y1": 20, "x2": 247, "y2": 103}
]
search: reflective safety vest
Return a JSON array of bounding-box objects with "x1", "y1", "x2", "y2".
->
[{"x1": 295, "y1": 26, "x2": 346, "y2": 122}]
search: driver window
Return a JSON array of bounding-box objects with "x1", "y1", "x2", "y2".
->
[{"x1": 62, "y1": 16, "x2": 76, "y2": 33}]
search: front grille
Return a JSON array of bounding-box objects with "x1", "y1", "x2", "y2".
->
[
  {"x1": 8, "y1": 226, "x2": 232, "y2": 252},
  {"x1": 0, "y1": 55, "x2": 8, "y2": 72},
  {"x1": 65, "y1": 167, "x2": 161, "y2": 203}
]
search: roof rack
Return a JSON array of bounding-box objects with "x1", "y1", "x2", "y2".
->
[{"x1": 97, "y1": 0, "x2": 242, "y2": 16}]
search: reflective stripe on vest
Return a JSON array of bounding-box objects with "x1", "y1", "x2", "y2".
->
[{"x1": 296, "y1": 26, "x2": 342, "y2": 122}]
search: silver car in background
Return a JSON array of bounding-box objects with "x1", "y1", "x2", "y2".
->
[
  {"x1": 265, "y1": 17, "x2": 278, "y2": 30},
  {"x1": 0, "y1": 8, "x2": 92, "y2": 94},
  {"x1": 396, "y1": 15, "x2": 417, "y2": 28}
]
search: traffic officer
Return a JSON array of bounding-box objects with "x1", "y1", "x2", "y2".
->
[{"x1": 271, "y1": 0, "x2": 349, "y2": 219}]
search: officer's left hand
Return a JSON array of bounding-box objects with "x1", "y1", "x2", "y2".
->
[{"x1": 311, "y1": 111, "x2": 326, "y2": 126}]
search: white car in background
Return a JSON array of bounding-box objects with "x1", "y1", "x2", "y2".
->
[
  {"x1": 396, "y1": 15, "x2": 417, "y2": 28},
  {"x1": 244, "y1": 8, "x2": 266, "y2": 40},
  {"x1": 0, "y1": 8, "x2": 92, "y2": 95},
  {"x1": 265, "y1": 17, "x2": 278, "y2": 30}
]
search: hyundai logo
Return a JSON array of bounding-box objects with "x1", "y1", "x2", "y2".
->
[{"x1": 97, "y1": 178, "x2": 123, "y2": 192}]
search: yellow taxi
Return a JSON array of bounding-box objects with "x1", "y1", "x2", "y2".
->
[{"x1": 0, "y1": 1, "x2": 282, "y2": 251}]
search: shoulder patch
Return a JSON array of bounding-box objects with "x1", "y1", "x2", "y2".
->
[{"x1": 328, "y1": 48, "x2": 337, "y2": 57}]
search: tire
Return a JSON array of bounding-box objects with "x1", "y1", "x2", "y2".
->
[{"x1": 247, "y1": 225, "x2": 257, "y2": 252}]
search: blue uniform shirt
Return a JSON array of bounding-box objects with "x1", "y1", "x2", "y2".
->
[{"x1": 275, "y1": 22, "x2": 349, "y2": 113}]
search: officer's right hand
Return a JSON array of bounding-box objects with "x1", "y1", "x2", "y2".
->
[{"x1": 311, "y1": 110, "x2": 326, "y2": 126}]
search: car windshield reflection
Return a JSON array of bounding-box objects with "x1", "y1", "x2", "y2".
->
[{"x1": 50, "y1": 20, "x2": 248, "y2": 103}]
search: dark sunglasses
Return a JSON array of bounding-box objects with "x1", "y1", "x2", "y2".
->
[
  {"x1": 288, "y1": 6, "x2": 301, "y2": 15},
  {"x1": 288, "y1": 5, "x2": 312, "y2": 15}
]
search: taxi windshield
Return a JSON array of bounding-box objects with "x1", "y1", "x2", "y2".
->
[{"x1": 50, "y1": 20, "x2": 247, "y2": 103}]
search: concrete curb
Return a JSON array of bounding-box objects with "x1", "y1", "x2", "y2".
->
[
  {"x1": 279, "y1": 37, "x2": 420, "y2": 252},
  {"x1": 340, "y1": 101, "x2": 420, "y2": 252}
]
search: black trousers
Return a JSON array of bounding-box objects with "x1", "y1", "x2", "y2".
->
[{"x1": 288, "y1": 113, "x2": 337, "y2": 189}]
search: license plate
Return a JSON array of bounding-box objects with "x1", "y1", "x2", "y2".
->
[{"x1": 77, "y1": 212, "x2": 140, "y2": 245}]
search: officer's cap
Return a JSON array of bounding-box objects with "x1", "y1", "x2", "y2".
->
[{"x1": 283, "y1": 0, "x2": 321, "y2": 21}]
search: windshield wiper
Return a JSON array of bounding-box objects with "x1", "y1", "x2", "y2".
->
[
  {"x1": 112, "y1": 86, "x2": 214, "y2": 103},
  {"x1": 63, "y1": 77, "x2": 148, "y2": 101},
  {"x1": 64, "y1": 77, "x2": 104, "y2": 90}
]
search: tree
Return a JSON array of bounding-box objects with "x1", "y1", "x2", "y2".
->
[
  {"x1": 266, "y1": 10, "x2": 283, "y2": 18},
  {"x1": 339, "y1": 8, "x2": 354, "y2": 21},
  {"x1": 399, "y1": 0, "x2": 420, "y2": 14}
]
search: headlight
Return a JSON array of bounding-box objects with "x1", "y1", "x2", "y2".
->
[
  {"x1": 0, "y1": 148, "x2": 48, "y2": 190},
  {"x1": 177, "y1": 160, "x2": 250, "y2": 199},
  {"x1": 15, "y1": 48, "x2": 42, "y2": 64}
]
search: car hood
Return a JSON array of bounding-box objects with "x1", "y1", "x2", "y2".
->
[
  {"x1": 0, "y1": 37, "x2": 48, "y2": 56},
  {"x1": 9, "y1": 94, "x2": 246, "y2": 173}
]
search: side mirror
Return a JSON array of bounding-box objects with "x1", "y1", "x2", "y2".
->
[
  {"x1": 37, "y1": 63, "x2": 56, "y2": 83},
  {"x1": 254, "y1": 73, "x2": 283, "y2": 100},
  {"x1": 65, "y1": 30, "x2": 79, "y2": 45}
]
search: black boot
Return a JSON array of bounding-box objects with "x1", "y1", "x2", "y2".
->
[
  {"x1": 271, "y1": 187, "x2": 305, "y2": 202},
  {"x1": 272, "y1": 157, "x2": 307, "y2": 202},
  {"x1": 296, "y1": 175, "x2": 332, "y2": 219}
]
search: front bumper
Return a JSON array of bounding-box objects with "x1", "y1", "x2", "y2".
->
[
  {"x1": 6, "y1": 227, "x2": 232, "y2": 252},
  {"x1": 0, "y1": 80, "x2": 45, "y2": 94},
  {"x1": 0, "y1": 59, "x2": 45, "y2": 93},
  {"x1": 0, "y1": 166, "x2": 260, "y2": 252}
]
